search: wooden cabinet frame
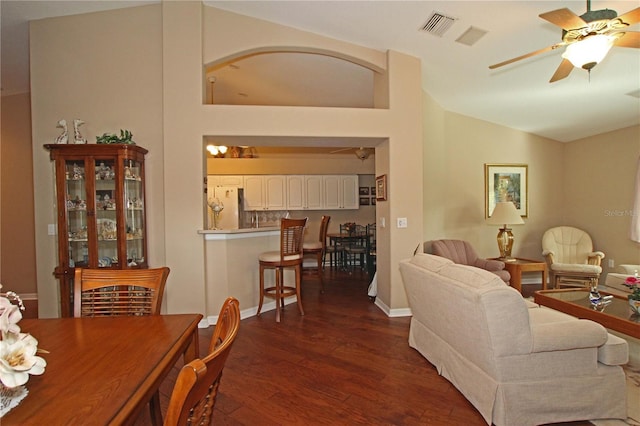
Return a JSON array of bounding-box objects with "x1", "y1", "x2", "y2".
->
[{"x1": 45, "y1": 144, "x2": 148, "y2": 317}]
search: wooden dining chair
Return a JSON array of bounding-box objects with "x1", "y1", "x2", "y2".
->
[
  {"x1": 164, "y1": 297, "x2": 241, "y2": 426},
  {"x1": 303, "y1": 215, "x2": 330, "y2": 293},
  {"x1": 257, "y1": 217, "x2": 307, "y2": 322},
  {"x1": 73, "y1": 267, "x2": 170, "y2": 317},
  {"x1": 74, "y1": 266, "x2": 170, "y2": 425}
]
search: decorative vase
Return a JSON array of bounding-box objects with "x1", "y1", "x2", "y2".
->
[{"x1": 629, "y1": 297, "x2": 640, "y2": 315}]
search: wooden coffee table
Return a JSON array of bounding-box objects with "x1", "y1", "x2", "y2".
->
[{"x1": 534, "y1": 288, "x2": 640, "y2": 339}]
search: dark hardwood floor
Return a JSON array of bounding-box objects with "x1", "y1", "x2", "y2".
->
[{"x1": 136, "y1": 268, "x2": 592, "y2": 425}]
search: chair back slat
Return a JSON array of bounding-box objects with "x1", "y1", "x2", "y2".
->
[
  {"x1": 164, "y1": 297, "x2": 241, "y2": 426},
  {"x1": 73, "y1": 267, "x2": 169, "y2": 317},
  {"x1": 280, "y1": 218, "x2": 307, "y2": 259}
]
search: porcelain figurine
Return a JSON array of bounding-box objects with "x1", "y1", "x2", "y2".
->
[
  {"x1": 55, "y1": 119, "x2": 68, "y2": 144},
  {"x1": 73, "y1": 119, "x2": 87, "y2": 144}
]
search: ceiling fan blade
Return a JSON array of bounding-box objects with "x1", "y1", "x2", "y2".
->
[
  {"x1": 539, "y1": 8, "x2": 587, "y2": 30},
  {"x1": 617, "y1": 7, "x2": 640, "y2": 26},
  {"x1": 549, "y1": 58, "x2": 574, "y2": 83},
  {"x1": 489, "y1": 43, "x2": 564, "y2": 69},
  {"x1": 614, "y1": 31, "x2": 640, "y2": 48},
  {"x1": 329, "y1": 147, "x2": 353, "y2": 154}
]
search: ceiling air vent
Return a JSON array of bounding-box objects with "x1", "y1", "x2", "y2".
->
[{"x1": 420, "y1": 12, "x2": 457, "y2": 37}]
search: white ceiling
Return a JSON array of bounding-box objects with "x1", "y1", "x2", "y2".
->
[{"x1": 2, "y1": 1, "x2": 639, "y2": 143}]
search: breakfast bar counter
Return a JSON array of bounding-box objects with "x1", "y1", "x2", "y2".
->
[{"x1": 198, "y1": 227, "x2": 287, "y2": 323}]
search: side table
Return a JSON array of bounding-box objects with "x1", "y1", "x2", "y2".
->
[{"x1": 499, "y1": 258, "x2": 547, "y2": 294}]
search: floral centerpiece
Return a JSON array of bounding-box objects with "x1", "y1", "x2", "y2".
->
[
  {"x1": 0, "y1": 284, "x2": 47, "y2": 415},
  {"x1": 624, "y1": 275, "x2": 640, "y2": 315}
]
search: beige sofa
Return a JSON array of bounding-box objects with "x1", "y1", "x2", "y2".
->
[{"x1": 399, "y1": 253, "x2": 628, "y2": 426}]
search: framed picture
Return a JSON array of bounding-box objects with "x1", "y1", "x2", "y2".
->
[
  {"x1": 371, "y1": 197, "x2": 376, "y2": 205},
  {"x1": 484, "y1": 164, "x2": 528, "y2": 218},
  {"x1": 375, "y1": 174, "x2": 387, "y2": 201},
  {"x1": 359, "y1": 197, "x2": 370, "y2": 206},
  {"x1": 359, "y1": 186, "x2": 370, "y2": 196},
  {"x1": 370, "y1": 186, "x2": 376, "y2": 195}
]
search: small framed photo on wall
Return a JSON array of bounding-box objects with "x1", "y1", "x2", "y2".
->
[
  {"x1": 375, "y1": 174, "x2": 387, "y2": 201},
  {"x1": 359, "y1": 197, "x2": 370, "y2": 206}
]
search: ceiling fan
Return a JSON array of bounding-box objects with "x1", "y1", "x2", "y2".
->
[
  {"x1": 329, "y1": 147, "x2": 371, "y2": 160},
  {"x1": 489, "y1": 1, "x2": 640, "y2": 82}
]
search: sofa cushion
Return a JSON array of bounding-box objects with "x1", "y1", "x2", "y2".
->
[{"x1": 598, "y1": 333, "x2": 629, "y2": 366}]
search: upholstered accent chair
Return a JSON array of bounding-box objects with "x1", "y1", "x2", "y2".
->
[
  {"x1": 542, "y1": 226, "x2": 604, "y2": 288},
  {"x1": 428, "y1": 239, "x2": 510, "y2": 283}
]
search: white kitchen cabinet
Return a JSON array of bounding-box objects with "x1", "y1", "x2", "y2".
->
[
  {"x1": 323, "y1": 175, "x2": 359, "y2": 209},
  {"x1": 206, "y1": 175, "x2": 243, "y2": 188},
  {"x1": 287, "y1": 175, "x2": 323, "y2": 210},
  {"x1": 243, "y1": 175, "x2": 287, "y2": 210}
]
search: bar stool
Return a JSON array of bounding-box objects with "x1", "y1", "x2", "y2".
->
[
  {"x1": 257, "y1": 217, "x2": 307, "y2": 322},
  {"x1": 303, "y1": 215, "x2": 330, "y2": 293}
]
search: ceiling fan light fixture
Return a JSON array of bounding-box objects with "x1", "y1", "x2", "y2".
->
[{"x1": 562, "y1": 34, "x2": 615, "y2": 69}]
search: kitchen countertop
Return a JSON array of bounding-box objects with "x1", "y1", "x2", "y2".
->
[{"x1": 198, "y1": 227, "x2": 280, "y2": 240}]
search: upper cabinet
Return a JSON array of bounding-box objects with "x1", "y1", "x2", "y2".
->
[
  {"x1": 287, "y1": 175, "x2": 323, "y2": 210},
  {"x1": 243, "y1": 175, "x2": 287, "y2": 210},
  {"x1": 225, "y1": 174, "x2": 359, "y2": 211},
  {"x1": 45, "y1": 143, "x2": 148, "y2": 317},
  {"x1": 323, "y1": 175, "x2": 359, "y2": 209}
]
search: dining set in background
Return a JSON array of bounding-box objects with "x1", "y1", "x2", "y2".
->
[{"x1": 325, "y1": 222, "x2": 377, "y2": 278}]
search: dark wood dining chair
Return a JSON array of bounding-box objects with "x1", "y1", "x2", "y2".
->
[
  {"x1": 164, "y1": 297, "x2": 241, "y2": 426},
  {"x1": 73, "y1": 267, "x2": 170, "y2": 317},
  {"x1": 303, "y1": 215, "x2": 330, "y2": 293},
  {"x1": 257, "y1": 217, "x2": 307, "y2": 322},
  {"x1": 74, "y1": 266, "x2": 170, "y2": 425}
]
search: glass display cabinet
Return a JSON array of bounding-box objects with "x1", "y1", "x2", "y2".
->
[{"x1": 45, "y1": 144, "x2": 148, "y2": 317}]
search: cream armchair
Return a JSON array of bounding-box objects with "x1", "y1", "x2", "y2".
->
[{"x1": 542, "y1": 226, "x2": 605, "y2": 288}]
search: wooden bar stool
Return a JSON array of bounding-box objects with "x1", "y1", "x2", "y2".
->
[
  {"x1": 303, "y1": 215, "x2": 330, "y2": 293},
  {"x1": 257, "y1": 217, "x2": 307, "y2": 322}
]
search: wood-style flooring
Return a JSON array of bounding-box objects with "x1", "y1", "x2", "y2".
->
[{"x1": 136, "y1": 268, "x2": 592, "y2": 425}]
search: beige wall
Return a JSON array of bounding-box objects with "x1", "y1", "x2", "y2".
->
[
  {"x1": 1, "y1": 93, "x2": 37, "y2": 296},
  {"x1": 19, "y1": 1, "x2": 638, "y2": 318},
  {"x1": 29, "y1": 4, "x2": 164, "y2": 317},
  {"x1": 564, "y1": 126, "x2": 640, "y2": 273},
  {"x1": 423, "y1": 95, "x2": 565, "y2": 262},
  {"x1": 423, "y1": 89, "x2": 639, "y2": 281}
]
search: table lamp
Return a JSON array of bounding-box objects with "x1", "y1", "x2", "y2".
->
[{"x1": 486, "y1": 201, "x2": 524, "y2": 261}]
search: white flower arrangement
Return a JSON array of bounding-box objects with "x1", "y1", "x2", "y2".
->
[{"x1": 0, "y1": 285, "x2": 47, "y2": 389}]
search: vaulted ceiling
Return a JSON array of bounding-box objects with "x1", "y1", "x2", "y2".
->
[{"x1": 3, "y1": 1, "x2": 639, "y2": 143}]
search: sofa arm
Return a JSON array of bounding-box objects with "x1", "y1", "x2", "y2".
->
[
  {"x1": 474, "y1": 258, "x2": 505, "y2": 272},
  {"x1": 531, "y1": 320, "x2": 607, "y2": 353}
]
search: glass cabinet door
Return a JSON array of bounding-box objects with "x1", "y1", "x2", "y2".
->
[
  {"x1": 123, "y1": 159, "x2": 145, "y2": 266},
  {"x1": 95, "y1": 159, "x2": 118, "y2": 267},
  {"x1": 66, "y1": 161, "x2": 88, "y2": 268}
]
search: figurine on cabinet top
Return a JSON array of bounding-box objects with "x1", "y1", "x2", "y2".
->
[
  {"x1": 55, "y1": 119, "x2": 68, "y2": 144},
  {"x1": 73, "y1": 119, "x2": 87, "y2": 144}
]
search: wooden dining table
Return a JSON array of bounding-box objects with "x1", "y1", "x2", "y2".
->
[{"x1": 2, "y1": 313, "x2": 202, "y2": 425}]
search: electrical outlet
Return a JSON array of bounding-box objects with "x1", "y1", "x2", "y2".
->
[
  {"x1": 608, "y1": 259, "x2": 615, "y2": 268},
  {"x1": 380, "y1": 217, "x2": 386, "y2": 228},
  {"x1": 397, "y1": 217, "x2": 408, "y2": 228},
  {"x1": 47, "y1": 224, "x2": 56, "y2": 235}
]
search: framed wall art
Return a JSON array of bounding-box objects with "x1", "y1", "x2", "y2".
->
[
  {"x1": 484, "y1": 164, "x2": 528, "y2": 218},
  {"x1": 359, "y1": 186, "x2": 370, "y2": 196},
  {"x1": 375, "y1": 174, "x2": 387, "y2": 201},
  {"x1": 359, "y1": 197, "x2": 370, "y2": 206}
]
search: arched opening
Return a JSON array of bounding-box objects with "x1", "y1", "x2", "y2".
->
[{"x1": 204, "y1": 50, "x2": 380, "y2": 108}]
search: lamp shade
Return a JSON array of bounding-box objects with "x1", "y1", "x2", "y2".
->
[
  {"x1": 486, "y1": 202, "x2": 524, "y2": 226},
  {"x1": 562, "y1": 35, "x2": 615, "y2": 70}
]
